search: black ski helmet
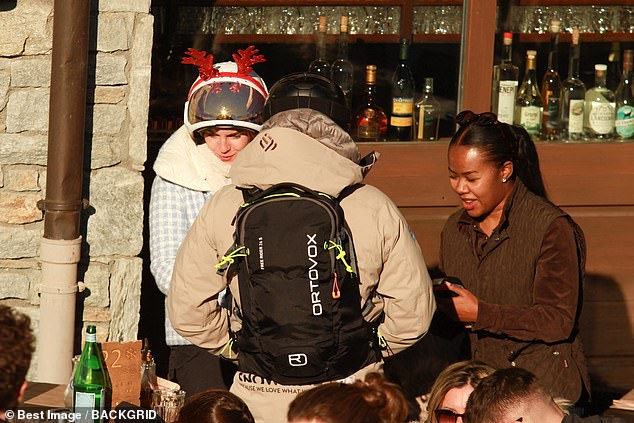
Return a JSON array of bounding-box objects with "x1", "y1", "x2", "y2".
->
[{"x1": 262, "y1": 72, "x2": 351, "y2": 130}]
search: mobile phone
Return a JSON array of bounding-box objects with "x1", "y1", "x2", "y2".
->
[{"x1": 432, "y1": 276, "x2": 464, "y2": 298}]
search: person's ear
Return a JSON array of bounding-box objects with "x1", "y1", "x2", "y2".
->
[
  {"x1": 501, "y1": 161, "x2": 513, "y2": 183},
  {"x1": 18, "y1": 380, "x2": 28, "y2": 402}
]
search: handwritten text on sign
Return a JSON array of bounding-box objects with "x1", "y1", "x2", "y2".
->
[{"x1": 102, "y1": 340, "x2": 142, "y2": 407}]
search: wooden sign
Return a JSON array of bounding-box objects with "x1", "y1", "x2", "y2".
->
[{"x1": 102, "y1": 340, "x2": 142, "y2": 407}]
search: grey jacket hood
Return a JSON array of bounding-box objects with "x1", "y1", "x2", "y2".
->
[{"x1": 230, "y1": 109, "x2": 365, "y2": 197}]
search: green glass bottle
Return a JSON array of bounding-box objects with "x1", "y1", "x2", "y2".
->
[{"x1": 73, "y1": 325, "x2": 112, "y2": 423}]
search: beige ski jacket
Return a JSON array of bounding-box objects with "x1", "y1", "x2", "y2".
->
[{"x1": 167, "y1": 109, "x2": 435, "y2": 360}]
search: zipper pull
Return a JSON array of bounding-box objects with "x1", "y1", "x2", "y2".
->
[{"x1": 332, "y1": 272, "x2": 341, "y2": 299}]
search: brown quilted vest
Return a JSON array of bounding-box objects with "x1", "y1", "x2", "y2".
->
[{"x1": 440, "y1": 182, "x2": 590, "y2": 402}]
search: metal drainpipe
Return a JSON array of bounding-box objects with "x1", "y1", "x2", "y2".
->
[{"x1": 35, "y1": 0, "x2": 90, "y2": 384}]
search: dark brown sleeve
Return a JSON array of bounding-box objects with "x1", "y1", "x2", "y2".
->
[{"x1": 474, "y1": 217, "x2": 580, "y2": 342}]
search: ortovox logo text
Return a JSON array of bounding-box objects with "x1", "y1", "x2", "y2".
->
[
  {"x1": 306, "y1": 233, "x2": 322, "y2": 316},
  {"x1": 288, "y1": 353, "x2": 308, "y2": 367},
  {"x1": 259, "y1": 133, "x2": 277, "y2": 152}
]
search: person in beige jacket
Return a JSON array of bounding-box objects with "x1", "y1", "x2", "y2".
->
[{"x1": 168, "y1": 73, "x2": 435, "y2": 422}]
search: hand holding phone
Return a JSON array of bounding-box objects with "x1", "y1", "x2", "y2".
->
[{"x1": 432, "y1": 276, "x2": 464, "y2": 298}]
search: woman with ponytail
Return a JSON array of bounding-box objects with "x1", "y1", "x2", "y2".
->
[
  {"x1": 437, "y1": 111, "x2": 590, "y2": 408},
  {"x1": 287, "y1": 373, "x2": 410, "y2": 423}
]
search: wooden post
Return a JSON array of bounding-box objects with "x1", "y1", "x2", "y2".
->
[{"x1": 459, "y1": 0, "x2": 497, "y2": 113}]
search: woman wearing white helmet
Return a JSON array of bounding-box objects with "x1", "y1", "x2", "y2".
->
[{"x1": 149, "y1": 46, "x2": 268, "y2": 396}]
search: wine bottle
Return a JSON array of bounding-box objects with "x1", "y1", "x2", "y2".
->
[
  {"x1": 560, "y1": 28, "x2": 586, "y2": 141},
  {"x1": 331, "y1": 15, "x2": 353, "y2": 108},
  {"x1": 353, "y1": 65, "x2": 387, "y2": 142},
  {"x1": 514, "y1": 50, "x2": 543, "y2": 138},
  {"x1": 491, "y1": 32, "x2": 519, "y2": 124},
  {"x1": 615, "y1": 49, "x2": 634, "y2": 140},
  {"x1": 584, "y1": 64, "x2": 616, "y2": 139},
  {"x1": 540, "y1": 19, "x2": 562, "y2": 140},
  {"x1": 308, "y1": 15, "x2": 330, "y2": 78},
  {"x1": 73, "y1": 325, "x2": 112, "y2": 423},
  {"x1": 388, "y1": 38, "x2": 415, "y2": 141},
  {"x1": 414, "y1": 77, "x2": 441, "y2": 141},
  {"x1": 607, "y1": 42, "x2": 622, "y2": 93},
  {"x1": 140, "y1": 344, "x2": 158, "y2": 409}
]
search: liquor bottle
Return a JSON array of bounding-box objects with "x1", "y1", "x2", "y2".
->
[
  {"x1": 140, "y1": 344, "x2": 157, "y2": 409},
  {"x1": 560, "y1": 28, "x2": 586, "y2": 141},
  {"x1": 73, "y1": 325, "x2": 112, "y2": 422},
  {"x1": 514, "y1": 50, "x2": 543, "y2": 138},
  {"x1": 331, "y1": 15, "x2": 353, "y2": 108},
  {"x1": 540, "y1": 19, "x2": 562, "y2": 140},
  {"x1": 388, "y1": 38, "x2": 415, "y2": 141},
  {"x1": 353, "y1": 65, "x2": 387, "y2": 142},
  {"x1": 414, "y1": 77, "x2": 441, "y2": 141},
  {"x1": 584, "y1": 64, "x2": 616, "y2": 139},
  {"x1": 491, "y1": 32, "x2": 519, "y2": 124},
  {"x1": 607, "y1": 42, "x2": 621, "y2": 92},
  {"x1": 308, "y1": 15, "x2": 330, "y2": 78},
  {"x1": 615, "y1": 49, "x2": 634, "y2": 140}
]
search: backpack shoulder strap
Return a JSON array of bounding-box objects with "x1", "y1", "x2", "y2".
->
[
  {"x1": 338, "y1": 183, "x2": 364, "y2": 202},
  {"x1": 238, "y1": 186, "x2": 263, "y2": 203}
]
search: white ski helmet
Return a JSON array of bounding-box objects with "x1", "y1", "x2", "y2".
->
[{"x1": 182, "y1": 47, "x2": 268, "y2": 142}]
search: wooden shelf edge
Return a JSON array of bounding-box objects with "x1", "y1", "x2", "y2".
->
[
  {"x1": 413, "y1": 33, "x2": 461, "y2": 43},
  {"x1": 519, "y1": 33, "x2": 634, "y2": 43},
  {"x1": 413, "y1": 0, "x2": 462, "y2": 4},
  {"x1": 210, "y1": 33, "x2": 460, "y2": 44},
  {"x1": 519, "y1": 0, "x2": 632, "y2": 5},
  {"x1": 210, "y1": 0, "x2": 461, "y2": 5},
  {"x1": 211, "y1": 0, "x2": 407, "y2": 5}
]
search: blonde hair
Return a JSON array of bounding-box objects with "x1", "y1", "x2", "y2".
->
[{"x1": 426, "y1": 361, "x2": 495, "y2": 423}]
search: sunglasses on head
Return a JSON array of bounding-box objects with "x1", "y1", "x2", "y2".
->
[{"x1": 435, "y1": 409, "x2": 465, "y2": 423}]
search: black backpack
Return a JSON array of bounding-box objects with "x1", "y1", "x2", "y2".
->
[{"x1": 216, "y1": 182, "x2": 375, "y2": 385}]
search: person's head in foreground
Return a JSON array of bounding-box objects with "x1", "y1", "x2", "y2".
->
[
  {"x1": 182, "y1": 46, "x2": 268, "y2": 164},
  {"x1": 448, "y1": 111, "x2": 547, "y2": 224},
  {"x1": 287, "y1": 372, "x2": 410, "y2": 423},
  {"x1": 0, "y1": 305, "x2": 35, "y2": 417},
  {"x1": 464, "y1": 367, "x2": 564, "y2": 423},
  {"x1": 258, "y1": 71, "x2": 365, "y2": 164},
  {"x1": 426, "y1": 360, "x2": 495, "y2": 423},
  {"x1": 176, "y1": 389, "x2": 254, "y2": 423}
]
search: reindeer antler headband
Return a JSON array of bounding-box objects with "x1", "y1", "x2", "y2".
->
[{"x1": 182, "y1": 46, "x2": 267, "y2": 99}]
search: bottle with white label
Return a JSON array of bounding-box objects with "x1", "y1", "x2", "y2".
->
[
  {"x1": 73, "y1": 325, "x2": 112, "y2": 423},
  {"x1": 584, "y1": 64, "x2": 616, "y2": 139},
  {"x1": 615, "y1": 49, "x2": 634, "y2": 140},
  {"x1": 515, "y1": 50, "x2": 543, "y2": 138},
  {"x1": 560, "y1": 28, "x2": 586, "y2": 141},
  {"x1": 491, "y1": 32, "x2": 519, "y2": 124}
]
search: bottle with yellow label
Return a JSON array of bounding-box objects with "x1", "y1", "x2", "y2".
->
[{"x1": 388, "y1": 38, "x2": 415, "y2": 141}]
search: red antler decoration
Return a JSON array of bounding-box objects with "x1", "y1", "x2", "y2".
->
[
  {"x1": 181, "y1": 48, "x2": 218, "y2": 80},
  {"x1": 233, "y1": 46, "x2": 266, "y2": 75}
]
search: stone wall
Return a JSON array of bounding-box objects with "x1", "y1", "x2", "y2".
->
[{"x1": 0, "y1": 0, "x2": 152, "y2": 380}]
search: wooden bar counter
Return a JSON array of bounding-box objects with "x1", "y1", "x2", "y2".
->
[{"x1": 358, "y1": 140, "x2": 634, "y2": 394}]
